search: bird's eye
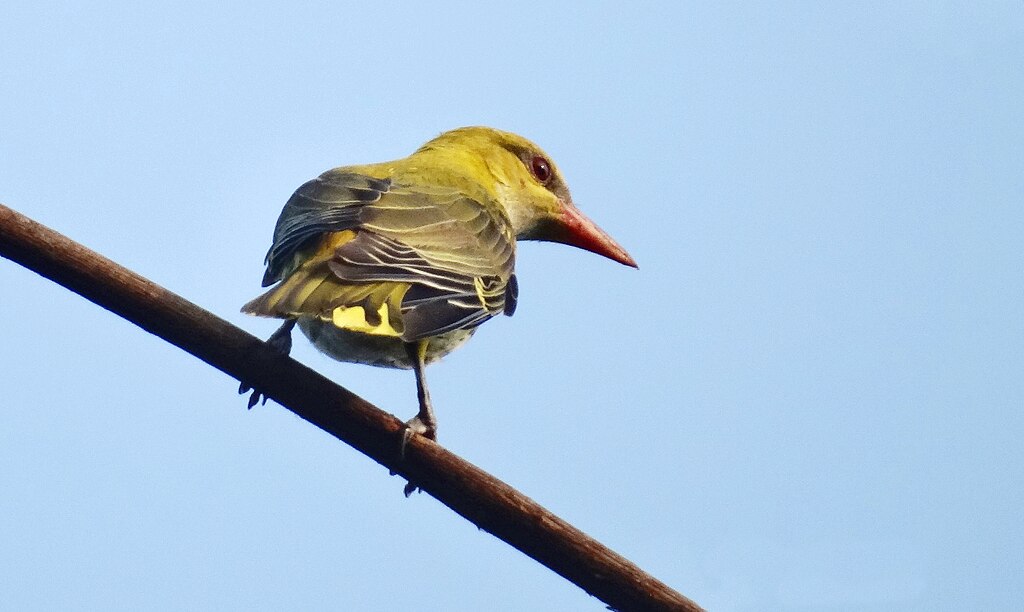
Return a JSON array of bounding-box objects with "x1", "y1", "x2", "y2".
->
[{"x1": 529, "y1": 155, "x2": 551, "y2": 184}]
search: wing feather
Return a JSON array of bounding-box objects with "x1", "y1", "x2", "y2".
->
[{"x1": 248, "y1": 170, "x2": 517, "y2": 341}]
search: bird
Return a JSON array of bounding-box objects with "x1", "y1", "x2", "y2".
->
[{"x1": 241, "y1": 126, "x2": 636, "y2": 450}]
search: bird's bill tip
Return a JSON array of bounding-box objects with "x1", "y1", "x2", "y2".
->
[{"x1": 558, "y1": 202, "x2": 638, "y2": 268}]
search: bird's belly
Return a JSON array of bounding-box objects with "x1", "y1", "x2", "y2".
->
[{"x1": 297, "y1": 318, "x2": 475, "y2": 369}]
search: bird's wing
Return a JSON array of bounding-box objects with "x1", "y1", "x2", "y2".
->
[
  {"x1": 262, "y1": 172, "x2": 390, "y2": 286},
  {"x1": 245, "y1": 170, "x2": 517, "y2": 342}
]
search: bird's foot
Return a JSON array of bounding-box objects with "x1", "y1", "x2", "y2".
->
[
  {"x1": 238, "y1": 384, "x2": 268, "y2": 409},
  {"x1": 239, "y1": 320, "x2": 296, "y2": 408},
  {"x1": 400, "y1": 414, "x2": 436, "y2": 453},
  {"x1": 397, "y1": 415, "x2": 436, "y2": 496}
]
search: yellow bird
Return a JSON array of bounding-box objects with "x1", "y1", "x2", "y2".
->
[{"x1": 242, "y1": 127, "x2": 635, "y2": 445}]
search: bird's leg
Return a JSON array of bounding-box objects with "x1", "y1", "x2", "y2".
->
[
  {"x1": 265, "y1": 318, "x2": 296, "y2": 354},
  {"x1": 402, "y1": 339, "x2": 437, "y2": 444},
  {"x1": 400, "y1": 340, "x2": 435, "y2": 496},
  {"x1": 239, "y1": 319, "x2": 297, "y2": 408}
]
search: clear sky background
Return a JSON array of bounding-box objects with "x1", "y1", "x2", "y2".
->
[{"x1": 1, "y1": 2, "x2": 1021, "y2": 611}]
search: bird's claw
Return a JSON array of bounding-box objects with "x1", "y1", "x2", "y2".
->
[
  {"x1": 399, "y1": 415, "x2": 436, "y2": 456},
  {"x1": 238, "y1": 383, "x2": 270, "y2": 409},
  {"x1": 239, "y1": 319, "x2": 295, "y2": 409},
  {"x1": 397, "y1": 415, "x2": 436, "y2": 496}
]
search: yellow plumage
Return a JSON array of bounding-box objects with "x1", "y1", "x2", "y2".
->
[{"x1": 242, "y1": 126, "x2": 636, "y2": 449}]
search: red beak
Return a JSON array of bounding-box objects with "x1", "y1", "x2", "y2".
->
[{"x1": 555, "y1": 201, "x2": 638, "y2": 268}]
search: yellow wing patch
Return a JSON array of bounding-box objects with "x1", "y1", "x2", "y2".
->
[
  {"x1": 242, "y1": 229, "x2": 409, "y2": 338},
  {"x1": 330, "y1": 302, "x2": 401, "y2": 337}
]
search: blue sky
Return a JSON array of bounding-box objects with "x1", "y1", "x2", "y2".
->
[{"x1": 1, "y1": 2, "x2": 1021, "y2": 610}]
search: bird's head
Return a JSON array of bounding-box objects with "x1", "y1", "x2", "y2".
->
[{"x1": 416, "y1": 127, "x2": 637, "y2": 268}]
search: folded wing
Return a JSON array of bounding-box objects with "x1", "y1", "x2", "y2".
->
[{"x1": 243, "y1": 170, "x2": 517, "y2": 341}]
